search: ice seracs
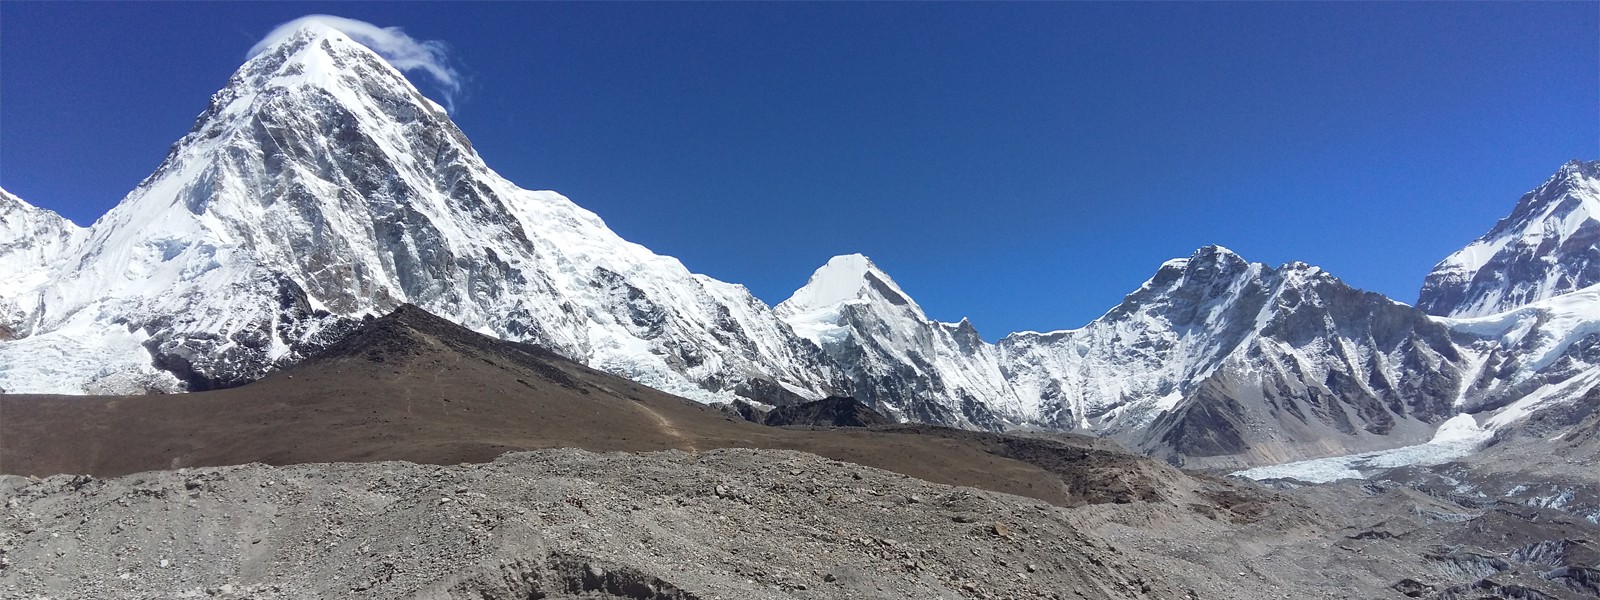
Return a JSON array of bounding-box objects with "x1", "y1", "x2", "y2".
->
[{"x1": 0, "y1": 187, "x2": 85, "y2": 341}]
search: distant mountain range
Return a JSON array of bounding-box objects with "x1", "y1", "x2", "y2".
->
[{"x1": 3, "y1": 23, "x2": 1596, "y2": 470}]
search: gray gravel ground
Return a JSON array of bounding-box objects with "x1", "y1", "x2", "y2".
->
[
  {"x1": 5, "y1": 446, "x2": 1596, "y2": 600},
  {"x1": 2, "y1": 448, "x2": 1177, "y2": 600}
]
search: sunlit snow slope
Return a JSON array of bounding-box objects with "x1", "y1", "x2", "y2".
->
[
  {"x1": 0, "y1": 188, "x2": 85, "y2": 342},
  {"x1": 0, "y1": 24, "x2": 841, "y2": 402},
  {"x1": 1419, "y1": 160, "x2": 1600, "y2": 318},
  {"x1": 776, "y1": 254, "x2": 1027, "y2": 430}
]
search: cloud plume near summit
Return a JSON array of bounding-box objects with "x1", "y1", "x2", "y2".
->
[{"x1": 249, "y1": 15, "x2": 462, "y2": 112}]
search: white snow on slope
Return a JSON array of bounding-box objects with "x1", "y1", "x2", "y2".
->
[
  {"x1": 780, "y1": 254, "x2": 920, "y2": 316},
  {"x1": 4, "y1": 18, "x2": 1597, "y2": 480},
  {"x1": 0, "y1": 187, "x2": 86, "y2": 339},
  {"x1": 1235, "y1": 278, "x2": 1600, "y2": 482},
  {"x1": 1443, "y1": 283, "x2": 1600, "y2": 376},
  {"x1": 777, "y1": 254, "x2": 1029, "y2": 428},
  {"x1": 1419, "y1": 160, "x2": 1600, "y2": 318},
  {"x1": 0, "y1": 23, "x2": 837, "y2": 402}
]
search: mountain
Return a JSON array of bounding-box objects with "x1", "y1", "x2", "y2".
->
[
  {"x1": 998, "y1": 246, "x2": 1473, "y2": 469},
  {"x1": 5, "y1": 19, "x2": 1596, "y2": 473},
  {"x1": 3, "y1": 303, "x2": 1216, "y2": 514},
  {"x1": 1439, "y1": 279, "x2": 1600, "y2": 432},
  {"x1": 776, "y1": 247, "x2": 1475, "y2": 469},
  {"x1": 0, "y1": 23, "x2": 840, "y2": 403},
  {"x1": 775, "y1": 254, "x2": 1026, "y2": 430},
  {"x1": 1410, "y1": 160, "x2": 1600, "y2": 455},
  {"x1": 0, "y1": 188, "x2": 84, "y2": 343},
  {"x1": 8, "y1": 304, "x2": 1597, "y2": 600},
  {"x1": 769, "y1": 164, "x2": 1600, "y2": 468},
  {"x1": 1418, "y1": 159, "x2": 1600, "y2": 318}
]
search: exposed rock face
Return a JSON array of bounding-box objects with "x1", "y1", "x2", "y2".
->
[
  {"x1": 777, "y1": 247, "x2": 1477, "y2": 468},
  {"x1": 776, "y1": 254, "x2": 1025, "y2": 431},
  {"x1": 1439, "y1": 284, "x2": 1600, "y2": 434},
  {"x1": 1419, "y1": 160, "x2": 1600, "y2": 318},
  {"x1": 0, "y1": 24, "x2": 842, "y2": 403},
  {"x1": 1407, "y1": 160, "x2": 1600, "y2": 452},
  {"x1": 1001, "y1": 246, "x2": 1473, "y2": 469},
  {"x1": 760, "y1": 396, "x2": 894, "y2": 428}
]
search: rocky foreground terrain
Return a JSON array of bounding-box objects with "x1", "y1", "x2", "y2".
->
[
  {"x1": 3, "y1": 16, "x2": 1598, "y2": 600},
  {"x1": 2, "y1": 449, "x2": 1192, "y2": 600},
  {"x1": 4, "y1": 300, "x2": 1599, "y2": 600},
  {"x1": 5, "y1": 441, "x2": 1599, "y2": 600}
]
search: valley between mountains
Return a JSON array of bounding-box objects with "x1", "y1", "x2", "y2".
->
[{"x1": 2, "y1": 21, "x2": 1599, "y2": 600}]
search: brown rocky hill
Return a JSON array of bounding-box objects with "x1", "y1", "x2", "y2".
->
[{"x1": 1, "y1": 305, "x2": 1241, "y2": 512}]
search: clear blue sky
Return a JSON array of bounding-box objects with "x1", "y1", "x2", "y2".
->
[{"x1": 2, "y1": 2, "x2": 1596, "y2": 338}]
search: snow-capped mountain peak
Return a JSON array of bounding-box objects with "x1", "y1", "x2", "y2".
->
[
  {"x1": 0, "y1": 187, "x2": 84, "y2": 274},
  {"x1": 1418, "y1": 159, "x2": 1600, "y2": 317},
  {"x1": 776, "y1": 253, "x2": 925, "y2": 350},
  {"x1": 7, "y1": 18, "x2": 1596, "y2": 474},
  {"x1": 778, "y1": 254, "x2": 924, "y2": 317},
  {"x1": 776, "y1": 254, "x2": 1025, "y2": 430},
  {"x1": 998, "y1": 244, "x2": 1471, "y2": 467},
  {"x1": 0, "y1": 23, "x2": 842, "y2": 403},
  {"x1": 233, "y1": 22, "x2": 453, "y2": 115}
]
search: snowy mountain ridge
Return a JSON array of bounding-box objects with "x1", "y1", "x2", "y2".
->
[
  {"x1": 780, "y1": 229, "x2": 1600, "y2": 469},
  {"x1": 1418, "y1": 160, "x2": 1600, "y2": 318},
  {"x1": 775, "y1": 254, "x2": 1027, "y2": 429},
  {"x1": 773, "y1": 245, "x2": 1478, "y2": 468},
  {"x1": 0, "y1": 23, "x2": 842, "y2": 402},
  {"x1": 999, "y1": 246, "x2": 1477, "y2": 468},
  {"x1": 2, "y1": 21, "x2": 1596, "y2": 470}
]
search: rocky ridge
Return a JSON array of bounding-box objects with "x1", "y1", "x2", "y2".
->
[
  {"x1": 1000, "y1": 246, "x2": 1473, "y2": 469},
  {"x1": 777, "y1": 159, "x2": 1600, "y2": 468},
  {"x1": 783, "y1": 246, "x2": 1482, "y2": 469},
  {"x1": 1419, "y1": 160, "x2": 1600, "y2": 318},
  {"x1": 0, "y1": 23, "x2": 841, "y2": 404},
  {"x1": 776, "y1": 254, "x2": 1026, "y2": 431}
]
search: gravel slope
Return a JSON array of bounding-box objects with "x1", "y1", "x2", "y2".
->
[{"x1": 3, "y1": 448, "x2": 1176, "y2": 600}]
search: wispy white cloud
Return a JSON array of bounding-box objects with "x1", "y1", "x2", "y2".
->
[{"x1": 249, "y1": 15, "x2": 462, "y2": 112}]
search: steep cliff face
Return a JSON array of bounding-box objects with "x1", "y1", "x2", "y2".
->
[
  {"x1": 775, "y1": 247, "x2": 1477, "y2": 467},
  {"x1": 1000, "y1": 247, "x2": 1472, "y2": 469},
  {"x1": 1441, "y1": 284, "x2": 1600, "y2": 432},
  {"x1": 1411, "y1": 159, "x2": 1600, "y2": 461},
  {"x1": 1419, "y1": 160, "x2": 1600, "y2": 318},
  {"x1": 0, "y1": 24, "x2": 841, "y2": 402}
]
